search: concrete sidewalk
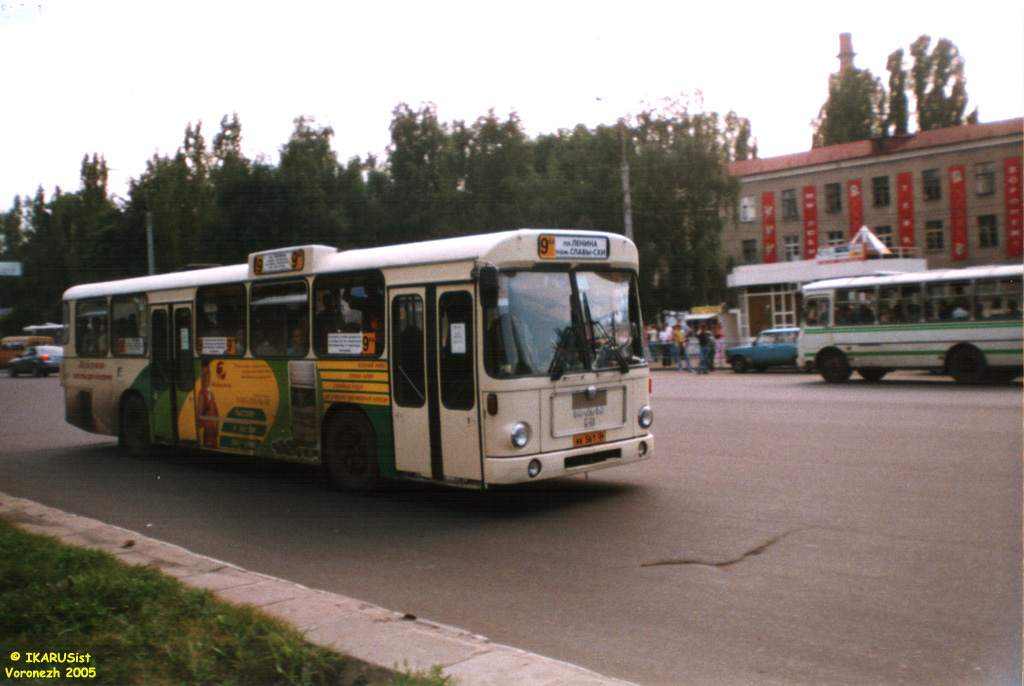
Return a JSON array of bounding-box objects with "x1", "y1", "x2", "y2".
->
[{"x1": 0, "y1": 493, "x2": 638, "y2": 686}]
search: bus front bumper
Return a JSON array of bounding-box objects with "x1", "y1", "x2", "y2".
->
[{"x1": 483, "y1": 434, "x2": 654, "y2": 486}]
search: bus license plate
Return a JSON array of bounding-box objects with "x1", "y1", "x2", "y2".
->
[{"x1": 573, "y1": 430, "x2": 606, "y2": 448}]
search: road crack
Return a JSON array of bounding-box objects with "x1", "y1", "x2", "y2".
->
[{"x1": 640, "y1": 530, "x2": 796, "y2": 569}]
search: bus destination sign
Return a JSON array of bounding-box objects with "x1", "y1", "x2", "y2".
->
[
  {"x1": 538, "y1": 235, "x2": 609, "y2": 260},
  {"x1": 253, "y1": 249, "x2": 305, "y2": 275}
]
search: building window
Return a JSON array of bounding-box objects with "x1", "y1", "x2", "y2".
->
[
  {"x1": 925, "y1": 220, "x2": 945, "y2": 252},
  {"x1": 872, "y1": 176, "x2": 891, "y2": 206},
  {"x1": 783, "y1": 235, "x2": 801, "y2": 261},
  {"x1": 742, "y1": 239, "x2": 758, "y2": 263},
  {"x1": 825, "y1": 231, "x2": 845, "y2": 246},
  {"x1": 739, "y1": 195, "x2": 756, "y2": 223},
  {"x1": 978, "y1": 215, "x2": 999, "y2": 248},
  {"x1": 825, "y1": 183, "x2": 842, "y2": 212},
  {"x1": 874, "y1": 226, "x2": 894, "y2": 248},
  {"x1": 781, "y1": 189, "x2": 799, "y2": 219},
  {"x1": 923, "y1": 169, "x2": 942, "y2": 201},
  {"x1": 975, "y1": 162, "x2": 996, "y2": 196}
]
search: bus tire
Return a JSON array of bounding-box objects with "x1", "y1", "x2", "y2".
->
[
  {"x1": 948, "y1": 345, "x2": 986, "y2": 385},
  {"x1": 857, "y1": 369, "x2": 887, "y2": 382},
  {"x1": 817, "y1": 349, "x2": 851, "y2": 383},
  {"x1": 323, "y1": 409, "x2": 378, "y2": 493},
  {"x1": 119, "y1": 394, "x2": 150, "y2": 457}
]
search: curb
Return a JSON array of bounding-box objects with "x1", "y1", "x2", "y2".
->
[{"x1": 0, "y1": 493, "x2": 639, "y2": 686}]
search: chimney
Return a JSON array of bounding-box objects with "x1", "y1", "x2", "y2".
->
[
  {"x1": 839, "y1": 32, "x2": 856, "y2": 71},
  {"x1": 838, "y1": 33, "x2": 856, "y2": 71}
]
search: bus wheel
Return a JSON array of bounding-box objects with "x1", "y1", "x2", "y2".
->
[
  {"x1": 857, "y1": 369, "x2": 887, "y2": 382},
  {"x1": 948, "y1": 346, "x2": 986, "y2": 385},
  {"x1": 119, "y1": 395, "x2": 150, "y2": 457},
  {"x1": 730, "y1": 357, "x2": 749, "y2": 373},
  {"x1": 323, "y1": 410, "x2": 378, "y2": 493},
  {"x1": 817, "y1": 349, "x2": 851, "y2": 383}
]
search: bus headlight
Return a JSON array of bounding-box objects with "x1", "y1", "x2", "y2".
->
[
  {"x1": 638, "y1": 405, "x2": 653, "y2": 429},
  {"x1": 511, "y1": 422, "x2": 531, "y2": 448}
]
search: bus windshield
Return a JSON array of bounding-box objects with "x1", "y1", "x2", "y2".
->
[{"x1": 485, "y1": 269, "x2": 643, "y2": 378}]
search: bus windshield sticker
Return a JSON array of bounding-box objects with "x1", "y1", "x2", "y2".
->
[{"x1": 538, "y1": 235, "x2": 609, "y2": 260}]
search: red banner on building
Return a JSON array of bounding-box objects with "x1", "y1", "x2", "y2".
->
[
  {"x1": 897, "y1": 172, "x2": 915, "y2": 250},
  {"x1": 802, "y1": 185, "x2": 818, "y2": 260},
  {"x1": 1005, "y1": 157, "x2": 1023, "y2": 256},
  {"x1": 949, "y1": 165, "x2": 968, "y2": 260},
  {"x1": 762, "y1": 192, "x2": 776, "y2": 263},
  {"x1": 847, "y1": 179, "x2": 863, "y2": 238}
]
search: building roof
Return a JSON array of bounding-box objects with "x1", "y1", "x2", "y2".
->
[{"x1": 727, "y1": 118, "x2": 1023, "y2": 178}]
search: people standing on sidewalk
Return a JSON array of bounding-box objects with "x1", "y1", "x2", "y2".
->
[
  {"x1": 713, "y1": 319, "x2": 726, "y2": 370},
  {"x1": 658, "y1": 323, "x2": 674, "y2": 367},
  {"x1": 673, "y1": 322, "x2": 693, "y2": 372},
  {"x1": 696, "y1": 323, "x2": 712, "y2": 374}
]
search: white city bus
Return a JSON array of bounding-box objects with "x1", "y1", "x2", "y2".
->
[
  {"x1": 798, "y1": 264, "x2": 1023, "y2": 384},
  {"x1": 61, "y1": 229, "x2": 654, "y2": 491}
]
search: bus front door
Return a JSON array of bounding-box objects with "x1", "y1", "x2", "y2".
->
[
  {"x1": 389, "y1": 285, "x2": 482, "y2": 485},
  {"x1": 149, "y1": 303, "x2": 197, "y2": 444}
]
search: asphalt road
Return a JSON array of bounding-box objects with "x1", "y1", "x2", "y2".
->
[{"x1": 1, "y1": 370, "x2": 1021, "y2": 686}]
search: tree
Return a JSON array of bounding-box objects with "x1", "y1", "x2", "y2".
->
[
  {"x1": 909, "y1": 35, "x2": 975, "y2": 131},
  {"x1": 812, "y1": 66, "x2": 886, "y2": 147},
  {"x1": 886, "y1": 49, "x2": 910, "y2": 136},
  {"x1": 276, "y1": 116, "x2": 345, "y2": 247}
]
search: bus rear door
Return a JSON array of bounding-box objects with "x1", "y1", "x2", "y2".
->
[
  {"x1": 389, "y1": 285, "x2": 481, "y2": 485},
  {"x1": 149, "y1": 303, "x2": 197, "y2": 444}
]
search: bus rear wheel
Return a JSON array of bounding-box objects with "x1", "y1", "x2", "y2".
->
[
  {"x1": 323, "y1": 410, "x2": 378, "y2": 493},
  {"x1": 119, "y1": 395, "x2": 150, "y2": 457},
  {"x1": 948, "y1": 346, "x2": 986, "y2": 385},
  {"x1": 817, "y1": 349, "x2": 852, "y2": 383}
]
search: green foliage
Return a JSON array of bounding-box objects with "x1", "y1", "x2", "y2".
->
[
  {"x1": 812, "y1": 67, "x2": 886, "y2": 147},
  {"x1": 813, "y1": 35, "x2": 974, "y2": 146},
  {"x1": 0, "y1": 519, "x2": 411, "y2": 685},
  {"x1": 909, "y1": 35, "x2": 973, "y2": 131},
  {"x1": 0, "y1": 99, "x2": 751, "y2": 331}
]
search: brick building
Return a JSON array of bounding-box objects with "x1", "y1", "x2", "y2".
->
[
  {"x1": 722, "y1": 118, "x2": 1022, "y2": 337},
  {"x1": 724, "y1": 118, "x2": 1023, "y2": 269}
]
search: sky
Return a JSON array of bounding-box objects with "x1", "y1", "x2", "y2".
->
[{"x1": 1, "y1": 0, "x2": 1022, "y2": 213}]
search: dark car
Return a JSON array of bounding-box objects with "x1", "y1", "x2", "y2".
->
[
  {"x1": 8, "y1": 345, "x2": 63, "y2": 377},
  {"x1": 726, "y1": 327, "x2": 799, "y2": 373}
]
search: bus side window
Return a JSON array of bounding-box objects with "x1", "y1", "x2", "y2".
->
[
  {"x1": 76, "y1": 298, "x2": 109, "y2": 357},
  {"x1": 313, "y1": 271, "x2": 385, "y2": 357},
  {"x1": 250, "y1": 281, "x2": 308, "y2": 358},
  {"x1": 805, "y1": 297, "x2": 830, "y2": 326},
  {"x1": 197, "y1": 284, "x2": 246, "y2": 356},
  {"x1": 439, "y1": 291, "x2": 474, "y2": 410},
  {"x1": 392, "y1": 295, "x2": 425, "y2": 408},
  {"x1": 110, "y1": 294, "x2": 147, "y2": 356}
]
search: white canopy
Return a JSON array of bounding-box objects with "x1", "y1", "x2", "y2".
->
[{"x1": 850, "y1": 225, "x2": 893, "y2": 256}]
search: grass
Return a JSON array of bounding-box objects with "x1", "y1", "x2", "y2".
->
[{"x1": 0, "y1": 519, "x2": 450, "y2": 685}]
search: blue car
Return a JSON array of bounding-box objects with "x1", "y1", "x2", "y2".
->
[{"x1": 726, "y1": 328, "x2": 799, "y2": 373}]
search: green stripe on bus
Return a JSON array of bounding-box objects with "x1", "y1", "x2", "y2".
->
[{"x1": 802, "y1": 321, "x2": 1022, "y2": 335}]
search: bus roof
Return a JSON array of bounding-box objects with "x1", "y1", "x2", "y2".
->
[
  {"x1": 63, "y1": 229, "x2": 638, "y2": 301},
  {"x1": 802, "y1": 264, "x2": 1023, "y2": 293}
]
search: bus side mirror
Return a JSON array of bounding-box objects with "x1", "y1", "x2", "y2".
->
[{"x1": 479, "y1": 266, "x2": 499, "y2": 308}]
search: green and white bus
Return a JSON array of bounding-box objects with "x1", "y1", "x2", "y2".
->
[
  {"x1": 61, "y1": 229, "x2": 654, "y2": 491},
  {"x1": 798, "y1": 264, "x2": 1023, "y2": 384}
]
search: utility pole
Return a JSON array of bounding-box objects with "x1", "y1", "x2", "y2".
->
[{"x1": 619, "y1": 119, "x2": 634, "y2": 242}]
